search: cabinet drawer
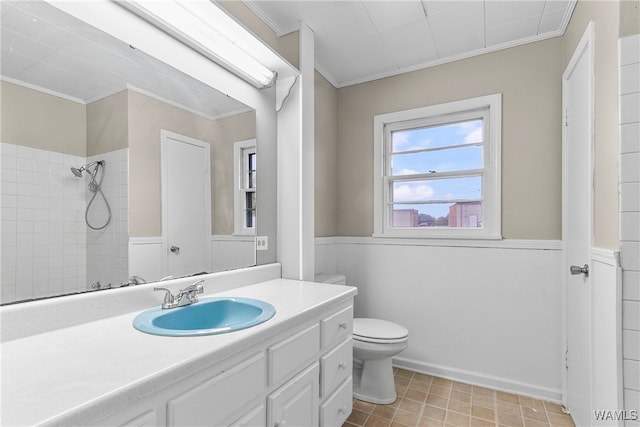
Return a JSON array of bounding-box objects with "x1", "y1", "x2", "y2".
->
[
  {"x1": 320, "y1": 377, "x2": 353, "y2": 427},
  {"x1": 320, "y1": 337, "x2": 352, "y2": 398},
  {"x1": 167, "y1": 352, "x2": 266, "y2": 426},
  {"x1": 268, "y1": 323, "x2": 319, "y2": 386},
  {"x1": 321, "y1": 306, "x2": 353, "y2": 349}
]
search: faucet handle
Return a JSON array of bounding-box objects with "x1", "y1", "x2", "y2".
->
[
  {"x1": 182, "y1": 280, "x2": 205, "y2": 295},
  {"x1": 153, "y1": 287, "x2": 175, "y2": 308}
]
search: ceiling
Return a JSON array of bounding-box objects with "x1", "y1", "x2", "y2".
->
[
  {"x1": 0, "y1": 1, "x2": 248, "y2": 117},
  {"x1": 244, "y1": 0, "x2": 577, "y2": 88}
]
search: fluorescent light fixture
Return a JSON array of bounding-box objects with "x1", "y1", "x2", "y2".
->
[{"x1": 121, "y1": 0, "x2": 276, "y2": 88}]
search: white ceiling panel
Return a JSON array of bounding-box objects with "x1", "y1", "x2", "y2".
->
[
  {"x1": 486, "y1": 14, "x2": 541, "y2": 47},
  {"x1": 484, "y1": 1, "x2": 545, "y2": 27},
  {"x1": 428, "y1": 1, "x2": 485, "y2": 57},
  {"x1": 539, "y1": 7, "x2": 566, "y2": 33},
  {"x1": 380, "y1": 18, "x2": 438, "y2": 69},
  {"x1": 245, "y1": 0, "x2": 576, "y2": 87},
  {"x1": 363, "y1": 1, "x2": 426, "y2": 33}
]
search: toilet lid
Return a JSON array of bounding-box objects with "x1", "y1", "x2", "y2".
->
[{"x1": 353, "y1": 318, "x2": 409, "y2": 342}]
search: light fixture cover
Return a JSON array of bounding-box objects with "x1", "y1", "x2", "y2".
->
[{"x1": 121, "y1": 0, "x2": 276, "y2": 88}]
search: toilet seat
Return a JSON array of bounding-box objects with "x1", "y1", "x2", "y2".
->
[{"x1": 353, "y1": 318, "x2": 409, "y2": 344}]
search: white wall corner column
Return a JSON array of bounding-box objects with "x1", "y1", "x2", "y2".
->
[{"x1": 277, "y1": 23, "x2": 315, "y2": 280}]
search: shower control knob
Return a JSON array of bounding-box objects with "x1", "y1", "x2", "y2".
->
[{"x1": 170, "y1": 245, "x2": 180, "y2": 254}]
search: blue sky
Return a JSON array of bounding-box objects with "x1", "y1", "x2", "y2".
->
[{"x1": 390, "y1": 119, "x2": 483, "y2": 218}]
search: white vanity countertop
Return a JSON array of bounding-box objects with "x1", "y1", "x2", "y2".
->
[{"x1": 1, "y1": 279, "x2": 357, "y2": 426}]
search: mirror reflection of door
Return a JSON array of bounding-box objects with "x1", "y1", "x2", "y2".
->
[{"x1": 161, "y1": 130, "x2": 211, "y2": 278}]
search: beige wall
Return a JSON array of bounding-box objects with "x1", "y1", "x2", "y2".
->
[
  {"x1": 335, "y1": 38, "x2": 564, "y2": 239},
  {"x1": 315, "y1": 71, "x2": 339, "y2": 237},
  {"x1": 1, "y1": 81, "x2": 86, "y2": 155},
  {"x1": 563, "y1": 1, "x2": 620, "y2": 249},
  {"x1": 86, "y1": 90, "x2": 128, "y2": 156},
  {"x1": 620, "y1": 0, "x2": 640, "y2": 37},
  {"x1": 127, "y1": 90, "x2": 255, "y2": 237}
]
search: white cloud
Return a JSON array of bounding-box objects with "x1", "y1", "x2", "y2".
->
[
  {"x1": 394, "y1": 183, "x2": 434, "y2": 202},
  {"x1": 464, "y1": 127, "x2": 482, "y2": 144}
]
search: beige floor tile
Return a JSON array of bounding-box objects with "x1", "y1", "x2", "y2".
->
[
  {"x1": 521, "y1": 407, "x2": 548, "y2": 423},
  {"x1": 498, "y1": 413, "x2": 525, "y2": 427},
  {"x1": 546, "y1": 412, "x2": 575, "y2": 427},
  {"x1": 542, "y1": 402, "x2": 565, "y2": 415},
  {"x1": 473, "y1": 395, "x2": 496, "y2": 409},
  {"x1": 418, "y1": 417, "x2": 444, "y2": 427},
  {"x1": 472, "y1": 405, "x2": 496, "y2": 422},
  {"x1": 348, "y1": 409, "x2": 370, "y2": 426},
  {"x1": 453, "y1": 382, "x2": 473, "y2": 393},
  {"x1": 396, "y1": 369, "x2": 415, "y2": 379},
  {"x1": 365, "y1": 414, "x2": 393, "y2": 427},
  {"x1": 445, "y1": 411, "x2": 470, "y2": 426},
  {"x1": 431, "y1": 385, "x2": 453, "y2": 398},
  {"x1": 394, "y1": 409, "x2": 421, "y2": 426},
  {"x1": 518, "y1": 397, "x2": 545, "y2": 412},
  {"x1": 355, "y1": 399, "x2": 378, "y2": 414},
  {"x1": 433, "y1": 378, "x2": 454, "y2": 388},
  {"x1": 399, "y1": 398, "x2": 424, "y2": 414},
  {"x1": 427, "y1": 394, "x2": 449, "y2": 409},
  {"x1": 451, "y1": 391, "x2": 472, "y2": 403},
  {"x1": 522, "y1": 417, "x2": 550, "y2": 427},
  {"x1": 473, "y1": 386, "x2": 497, "y2": 398},
  {"x1": 405, "y1": 389, "x2": 428, "y2": 402},
  {"x1": 423, "y1": 405, "x2": 447, "y2": 422},
  {"x1": 448, "y1": 398, "x2": 472, "y2": 415},
  {"x1": 373, "y1": 405, "x2": 398, "y2": 420},
  {"x1": 496, "y1": 392, "x2": 520, "y2": 404},
  {"x1": 471, "y1": 417, "x2": 498, "y2": 427}
]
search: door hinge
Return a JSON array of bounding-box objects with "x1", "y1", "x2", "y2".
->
[
  {"x1": 564, "y1": 109, "x2": 569, "y2": 127},
  {"x1": 565, "y1": 345, "x2": 569, "y2": 369}
]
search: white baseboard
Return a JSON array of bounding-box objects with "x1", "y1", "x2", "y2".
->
[{"x1": 393, "y1": 356, "x2": 563, "y2": 404}]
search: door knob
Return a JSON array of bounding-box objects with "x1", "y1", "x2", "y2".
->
[
  {"x1": 170, "y1": 245, "x2": 180, "y2": 254},
  {"x1": 570, "y1": 264, "x2": 589, "y2": 277}
]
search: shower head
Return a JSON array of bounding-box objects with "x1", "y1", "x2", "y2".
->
[{"x1": 70, "y1": 161, "x2": 99, "y2": 178}]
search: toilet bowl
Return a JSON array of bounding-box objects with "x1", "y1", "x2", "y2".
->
[{"x1": 315, "y1": 274, "x2": 409, "y2": 404}]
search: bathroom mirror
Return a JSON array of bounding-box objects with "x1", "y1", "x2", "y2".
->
[{"x1": 0, "y1": 1, "x2": 260, "y2": 304}]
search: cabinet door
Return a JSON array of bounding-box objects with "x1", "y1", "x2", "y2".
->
[{"x1": 267, "y1": 363, "x2": 319, "y2": 427}]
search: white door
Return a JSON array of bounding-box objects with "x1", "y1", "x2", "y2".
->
[
  {"x1": 161, "y1": 130, "x2": 211, "y2": 278},
  {"x1": 562, "y1": 22, "x2": 593, "y2": 427}
]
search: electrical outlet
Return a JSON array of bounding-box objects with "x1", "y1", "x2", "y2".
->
[{"x1": 256, "y1": 236, "x2": 268, "y2": 251}]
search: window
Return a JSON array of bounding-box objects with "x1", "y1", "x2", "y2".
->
[
  {"x1": 373, "y1": 94, "x2": 501, "y2": 239},
  {"x1": 234, "y1": 139, "x2": 256, "y2": 235}
]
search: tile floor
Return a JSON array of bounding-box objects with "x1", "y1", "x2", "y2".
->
[{"x1": 344, "y1": 368, "x2": 575, "y2": 427}]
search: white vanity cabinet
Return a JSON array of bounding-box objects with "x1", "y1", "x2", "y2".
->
[{"x1": 97, "y1": 299, "x2": 354, "y2": 427}]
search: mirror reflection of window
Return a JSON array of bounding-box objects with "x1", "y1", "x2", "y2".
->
[{"x1": 234, "y1": 139, "x2": 257, "y2": 235}]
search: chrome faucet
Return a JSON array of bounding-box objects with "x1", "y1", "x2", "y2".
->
[{"x1": 154, "y1": 280, "x2": 205, "y2": 309}]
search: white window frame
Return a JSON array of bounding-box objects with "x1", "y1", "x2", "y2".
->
[
  {"x1": 233, "y1": 138, "x2": 256, "y2": 236},
  {"x1": 373, "y1": 94, "x2": 502, "y2": 240}
]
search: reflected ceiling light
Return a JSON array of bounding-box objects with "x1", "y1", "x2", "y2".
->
[{"x1": 121, "y1": 0, "x2": 276, "y2": 88}]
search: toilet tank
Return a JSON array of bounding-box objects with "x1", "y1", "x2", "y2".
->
[{"x1": 314, "y1": 273, "x2": 347, "y2": 285}]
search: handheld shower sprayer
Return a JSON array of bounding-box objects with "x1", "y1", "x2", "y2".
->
[{"x1": 70, "y1": 160, "x2": 111, "y2": 230}]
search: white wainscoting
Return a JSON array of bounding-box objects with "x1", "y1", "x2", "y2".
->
[
  {"x1": 211, "y1": 235, "x2": 255, "y2": 272},
  {"x1": 129, "y1": 235, "x2": 256, "y2": 283},
  {"x1": 316, "y1": 237, "x2": 564, "y2": 402}
]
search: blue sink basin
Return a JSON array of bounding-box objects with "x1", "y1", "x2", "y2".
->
[{"x1": 133, "y1": 297, "x2": 276, "y2": 337}]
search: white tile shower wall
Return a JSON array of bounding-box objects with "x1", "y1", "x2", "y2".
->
[
  {"x1": 85, "y1": 149, "x2": 129, "y2": 289},
  {"x1": 1, "y1": 143, "x2": 87, "y2": 303},
  {"x1": 620, "y1": 34, "x2": 640, "y2": 426}
]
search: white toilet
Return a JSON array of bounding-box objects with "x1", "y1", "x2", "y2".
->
[{"x1": 316, "y1": 274, "x2": 409, "y2": 404}]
